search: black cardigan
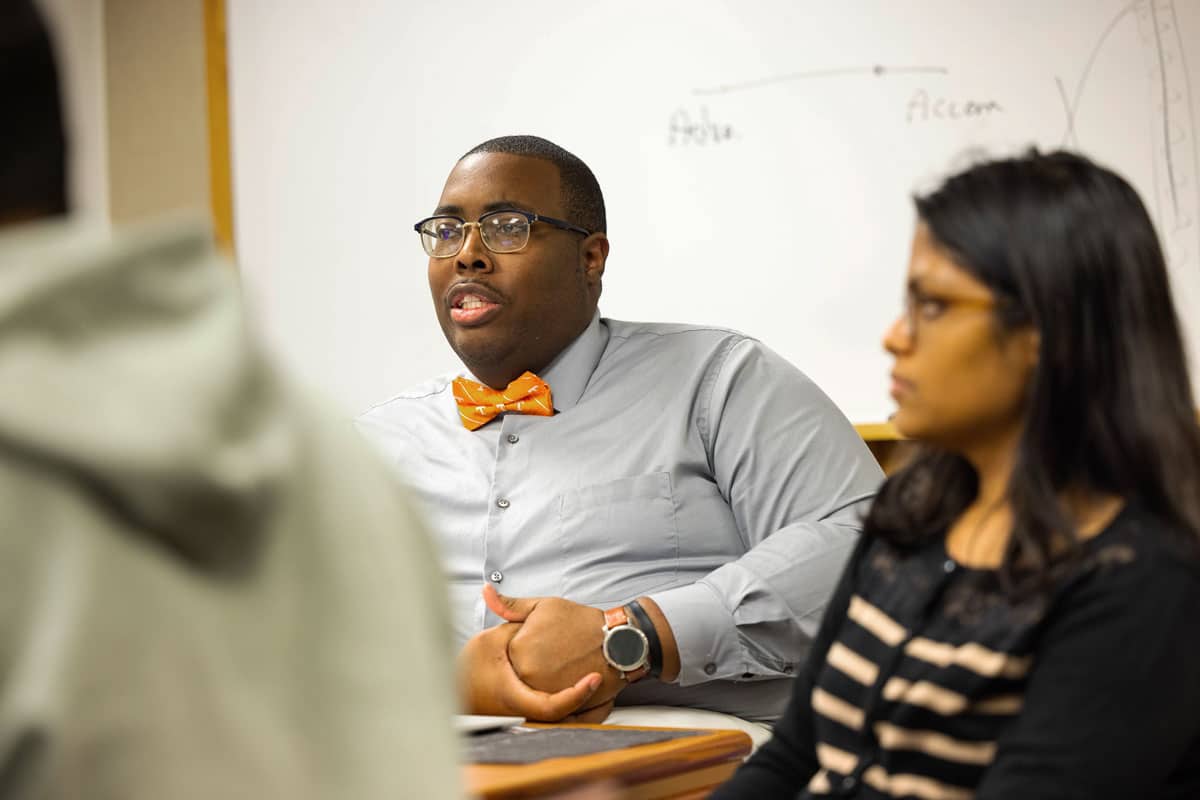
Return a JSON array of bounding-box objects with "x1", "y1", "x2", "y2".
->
[{"x1": 712, "y1": 504, "x2": 1200, "y2": 799}]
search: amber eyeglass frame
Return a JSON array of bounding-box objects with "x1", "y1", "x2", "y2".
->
[{"x1": 899, "y1": 290, "x2": 996, "y2": 339}]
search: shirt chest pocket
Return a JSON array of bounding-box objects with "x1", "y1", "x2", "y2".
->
[{"x1": 556, "y1": 471, "x2": 680, "y2": 605}]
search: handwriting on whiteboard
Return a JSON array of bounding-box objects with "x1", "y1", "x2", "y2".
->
[
  {"x1": 905, "y1": 90, "x2": 1004, "y2": 123},
  {"x1": 668, "y1": 107, "x2": 737, "y2": 146}
]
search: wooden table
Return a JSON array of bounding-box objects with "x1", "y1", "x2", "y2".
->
[{"x1": 465, "y1": 723, "x2": 753, "y2": 799}]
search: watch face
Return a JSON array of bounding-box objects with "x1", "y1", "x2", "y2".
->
[{"x1": 605, "y1": 627, "x2": 647, "y2": 670}]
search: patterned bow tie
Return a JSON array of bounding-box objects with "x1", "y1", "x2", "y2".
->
[{"x1": 452, "y1": 371, "x2": 554, "y2": 431}]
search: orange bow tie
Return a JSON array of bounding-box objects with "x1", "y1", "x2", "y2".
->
[{"x1": 452, "y1": 371, "x2": 554, "y2": 431}]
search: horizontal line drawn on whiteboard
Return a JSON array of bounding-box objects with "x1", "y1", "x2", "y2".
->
[{"x1": 692, "y1": 64, "x2": 949, "y2": 97}]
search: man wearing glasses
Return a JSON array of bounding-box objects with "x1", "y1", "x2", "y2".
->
[{"x1": 358, "y1": 136, "x2": 882, "y2": 736}]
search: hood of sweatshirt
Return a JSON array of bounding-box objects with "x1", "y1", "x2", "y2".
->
[{"x1": 0, "y1": 214, "x2": 293, "y2": 569}]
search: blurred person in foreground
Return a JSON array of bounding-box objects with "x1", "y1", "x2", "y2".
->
[
  {"x1": 713, "y1": 149, "x2": 1200, "y2": 798},
  {"x1": 0, "y1": 3, "x2": 460, "y2": 797}
]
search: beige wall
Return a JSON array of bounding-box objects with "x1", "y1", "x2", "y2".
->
[{"x1": 104, "y1": 0, "x2": 209, "y2": 225}]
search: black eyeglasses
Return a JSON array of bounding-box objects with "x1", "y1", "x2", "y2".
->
[{"x1": 413, "y1": 209, "x2": 591, "y2": 258}]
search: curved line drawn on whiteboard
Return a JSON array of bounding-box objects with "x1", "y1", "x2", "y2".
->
[
  {"x1": 1141, "y1": 0, "x2": 1197, "y2": 271},
  {"x1": 1149, "y1": 0, "x2": 1179, "y2": 218},
  {"x1": 692, "y1": 64, "x2": 948, "y2": 97},
  {"x1": 1166, "y1": 0, "x2": 1199, "y2": 238},
  {"x1": 1055, "y1": 2, "x2": 1139, "y2": 150},
  {"x1": 1057, "y1": 0, "x2": 1196, "y2": 272}
]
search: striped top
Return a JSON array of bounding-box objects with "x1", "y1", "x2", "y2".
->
[{"x1": 714, "y1": 503, "x2": 1200, "y2": 799}]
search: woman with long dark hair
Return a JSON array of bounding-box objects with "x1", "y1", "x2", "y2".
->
[{"x1": 714, "y1": 150, "x2": 1200, "y2": 798}]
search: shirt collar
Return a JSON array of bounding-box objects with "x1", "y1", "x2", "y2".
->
[
  {"x1": 539, "y1": 311, "x2": 608, "y2": 413},
  {"x1": 460, "y1": 311, "x2": 607, "y2": 414}
]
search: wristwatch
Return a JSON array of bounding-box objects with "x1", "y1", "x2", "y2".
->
[{"x1": 601, "y1": 606, "x2": 649, "y2": 682}]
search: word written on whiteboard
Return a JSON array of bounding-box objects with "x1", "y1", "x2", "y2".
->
[
  {"x1": 906, "y1": 89, "x2": 1003, "y2": 123},
  {"x1": 668, "y1": 107, "x2": 736, "y2": 146}
]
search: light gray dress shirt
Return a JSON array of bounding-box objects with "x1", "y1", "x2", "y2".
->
[{"x1": 358, "y1": 313, "x2": 882, "y2": 722}]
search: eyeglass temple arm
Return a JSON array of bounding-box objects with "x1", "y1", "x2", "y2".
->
[{"x1": 532, "y1": 213, "x2": 591, "y2": 237}]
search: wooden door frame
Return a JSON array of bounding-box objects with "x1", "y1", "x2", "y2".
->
[{"x1": 203, "y1": 0, "x2": 234, "y2": 256}]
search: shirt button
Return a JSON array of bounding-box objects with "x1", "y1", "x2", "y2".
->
[
  {"x1": 840, "y1": 774, "x2": 858, "y2": 791},
  {"x1": 704, "y1": 663, "x2": 717, "y2": 676},
  {"x1": 489, "y1": 570, "x2": 503, "y2": 583},
  {"x1": 943, "y1": 558, "x2": 957, "y2": 573},
  {"x1": 496, "y1": 498, "x2": 510, "y2": 509},
  {"x1": 506, "y1": 433, "x2": 520, "y2": 444}
]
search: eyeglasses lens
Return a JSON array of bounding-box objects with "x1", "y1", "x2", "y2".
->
[
  {"x1": 480, "y1": 212, "x2": 530, "y2": 253},
  {"x1": 420, "y1": 218, "x2": 463, "y2": 257}
]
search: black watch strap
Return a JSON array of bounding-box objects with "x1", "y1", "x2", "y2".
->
[{"x1": 627, "y1": 600, "x2": 663, "y2": 678}]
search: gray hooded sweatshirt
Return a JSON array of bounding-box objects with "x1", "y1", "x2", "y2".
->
[{"x1": 0, "y1": 215, "x2": 461, "y2": 799}]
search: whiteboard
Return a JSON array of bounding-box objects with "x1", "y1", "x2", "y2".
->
[{"x1": 227, "y1": 0, "x2": 1200, "y2": 423}]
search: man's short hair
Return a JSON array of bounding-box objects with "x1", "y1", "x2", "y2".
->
[
  {"x1": 0, "y1": 0, "x2": 68, "y2": 220},
  {"x1": 462, "y1": 135, "x2": 606, "y2": 234}
]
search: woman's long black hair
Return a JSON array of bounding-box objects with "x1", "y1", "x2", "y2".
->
[{"x1": 865, "y1": 149, "x2": 1200, "y2": 586}]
